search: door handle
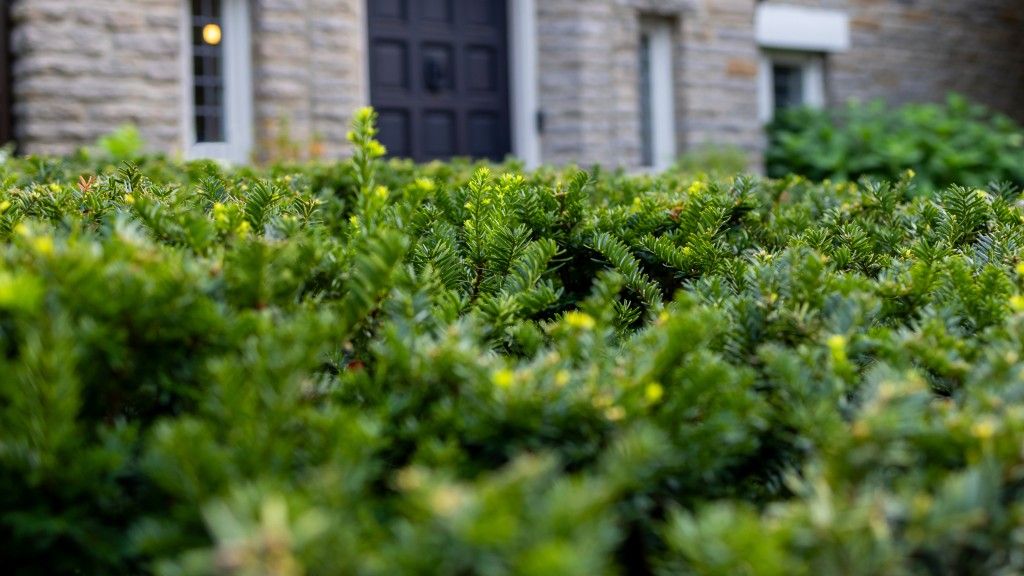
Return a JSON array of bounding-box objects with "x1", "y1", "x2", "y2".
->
[{"x1": 424, "y1": 56, "x2": 447, "y2": 93}]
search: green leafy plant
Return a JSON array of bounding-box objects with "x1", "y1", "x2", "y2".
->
[
  {"x1": 96, "y1": 124, "x2": 145, "y2": 161},
  {"x1": 4, "y1": 110, "x2": 1024, "y2": 575},
  {"x1": 672, "y1": 145, "x2": 750, "y2": 176},
  {"x1": 768, "y1": 94, "x2": 1024, "y2": 191}
]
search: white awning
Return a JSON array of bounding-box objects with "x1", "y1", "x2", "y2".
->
[{"x1": 755, "y1": 4, "x2": 850, "y2": 53}]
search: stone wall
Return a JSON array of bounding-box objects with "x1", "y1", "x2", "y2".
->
[
  {"x1": 251, "y1": 0, "x2": 366, "y2": 162},
  {"x1": 537, "y1": 0, "x2": 1024, "y2": 169},
  {"x1": 835, "y1": 0, "x2": 1024, "y2": 123},
  {"x1": 536, "y1": 0, "x2": 686, "y2": 168},
  {"x1": 534, "y1": 0, "x2": 585, "y2": 166},
  {"x1": 761, "y1": 0, "x2": 1024, "y2": 122},
  {"x1": 535, "y1": 0, "x2": 766, "y2": 169},
  {"x1": 10, "y1": 0, "x2": 367, "y2": 160},
  {"x1": 535, "y1": 0, "x2": 627, "y2": 167},
  {"x1": 675, "y1": 0, "x2": 763, "y2": 164},
  {"x1": 11, "y1": 0, "x2": 182, "y2": 156},
  {"x1": 7, "y1": 0, "x2": 1023, "y2": 164}
]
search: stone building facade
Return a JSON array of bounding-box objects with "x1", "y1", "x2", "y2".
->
[
  {"x1": 4, "y1": 0, "x2": 1023, "y2": 169},
  {"x1": 534, "y1": 0, "x2": 1024, "y2": 168},
  {"x1": 9, "y1": 0, "x2": 366, "y2": 162}
]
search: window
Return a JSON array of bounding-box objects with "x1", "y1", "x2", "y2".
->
[
  {"x1": 758, "y1": 51, "x2": 825, "y2": 123},
  {"x1": 192, "y1": 0, "x2": 224, "y2": 143},
  {"x1": 184, "y1": 0, "x2": 252, "y2": 162},
  {"x1": 772, "y1": 63, "x2": 804, "y2": 111},
  {"x1": 637, "y1": 18, "x2": 676, "y2": 170},
  {"x1": 754, "y1": 4, "x2": 849, "y2": 124}
]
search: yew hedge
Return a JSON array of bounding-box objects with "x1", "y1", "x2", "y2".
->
[{"x1": 4, "y1": 110, "x2": 1024, "y2": 575}]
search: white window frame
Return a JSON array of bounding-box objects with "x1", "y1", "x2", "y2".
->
[
  {"x1": 755, "y1": 4, "x2": 850, "y2": 54},
  {"x1": 181, "y1": 0, "x2": 254, "y2": 164},
  {"x1": 639, "y1": 17, "x2": 677, "y2": 171},
  {"x1": 758, "y1": 51, "x2": 825, "y2": 124}
]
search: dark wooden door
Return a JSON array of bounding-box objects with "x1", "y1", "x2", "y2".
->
[{"x1": 368, "y1": 0, "x2": 511, "y2": 162}]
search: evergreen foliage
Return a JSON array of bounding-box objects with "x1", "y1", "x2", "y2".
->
[
  {"x1": 768, "y1": 94, "x2": 1024, "y2": 191},
  {"x1": 4, "y1": 107, "x2": 1024, "y2": 574}
]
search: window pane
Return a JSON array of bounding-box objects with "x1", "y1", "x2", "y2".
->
[
  {"x1": 772, "y1": 63, "x2": 804, "y2": 112},
  {"x1": 192, "y1": 0, "x2": 225, "y2": 143}
]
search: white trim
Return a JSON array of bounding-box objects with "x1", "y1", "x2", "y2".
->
[
  {"x1": 182, "y1": 0, "x2": 253, "y2": 164},
  {"x1": 509, "y1": 0, "x2": 540, "y2": 168},
  {"x1": 359, "y1": 1, "x2": 370, "y2": 106},
  {"x1": 758, "y1": 51, "x2": 826, "y2": 123},
  {"x1": 805, "y1": 57, "x2": 825, "y2": 109},
  {"x1": 757, "y1": 55, "x2": 772, "y2": 125},
  {"x1": 756, "y1": 4, "x2": 850, "y2": 53},
  {"x1": 179, "y1": 1, "x2": 189, "y2": 157},
  {"x1": 640, "y1": 18, "x2": 676, "y2": 171}
]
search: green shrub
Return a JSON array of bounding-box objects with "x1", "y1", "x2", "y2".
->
[
  {"x1": 96, "y1": 124, "x2": 146, "y2": 162},
  {"x1": 672, "y1": 145, "x2": 750, "y2": 176},
  {"x1": 5, "y1": 108, "x2": 1024, "y2": 574},
  {"x1": 768, "y1": 94, "x2": 1024, "y2": 191}
]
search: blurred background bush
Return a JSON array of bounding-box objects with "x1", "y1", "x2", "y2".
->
[{"x1": 767, "y1": 94, "x2": 1024, "y2": 191}]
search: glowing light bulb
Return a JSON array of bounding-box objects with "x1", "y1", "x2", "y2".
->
[{"x1": 202, "y1": 23, "x2": 222, "y2": 46}]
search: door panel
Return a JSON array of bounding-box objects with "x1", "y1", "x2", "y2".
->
[
  {"x1": 466, "y1": 46, "x2": 498, "y2": 92},
  {"x1": 423, "y1": 110, "x2": 456, "y2": 158},
  {"x1": 377, "y1": 109, "x2": 411, "y2": 157},
  {"x1": 371, "y1": 0, "x2": 407, "y2": 20},
  {"x1": 368, "y1": 0, "x2": 511, "y2": 162},
  {"x1": 422, "y1": 0, "x2": 452, "y2": 22},
  {"x1": 372, "y1": 41, "x2": 409, "y2": 89},
  {"x1": 468, "y1": 111, "x2": 500, "y2": 157},
  {"x1": 466, "y1": 1, "x2": 500, "y2": 26}
]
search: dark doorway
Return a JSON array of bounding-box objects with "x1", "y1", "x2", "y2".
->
[{"x1": 368, "y1": 0, "x2": 511, "y2": 162}]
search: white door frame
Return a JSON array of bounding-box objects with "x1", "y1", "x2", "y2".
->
[
  {"x1": 180, "y1": 0, "x2": 254, "y2": 163},
  {"x1": 508, "y1": 0, "x2": 540, "y2": 168}
]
